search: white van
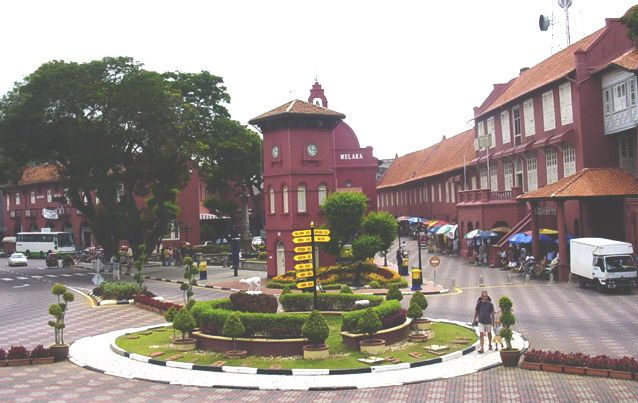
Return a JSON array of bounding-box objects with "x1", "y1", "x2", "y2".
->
[{"x1": 570, "y1": 238, "x2": 638, "y2": 292}]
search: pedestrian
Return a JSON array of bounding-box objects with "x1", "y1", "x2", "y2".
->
[{"x1": 472, "y1": 290, "x2": 495, "y2": 353}]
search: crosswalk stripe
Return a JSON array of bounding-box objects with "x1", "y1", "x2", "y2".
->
[
  {"x1": 1, "y1": 278, "x2": 13, "y2": 281},
  {"x1": 17, "y1": 277, "x2": 29, "y2": 280},
  {"x1": 73, "y1": 273, "x2": 86, "y2": 276},
  {"x1": 45, "y1": 275, "x2": 59, "y2": 278},
  {"x1": 60, "y1": 274, "x2": 72, "y2": 277},
  {"x1": 31, "y1": 275, "x2": 43, "y2": 279}
]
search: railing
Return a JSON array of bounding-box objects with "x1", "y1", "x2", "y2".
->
[
  {"x1": 490, "y1": 190, "x2": 512, "y2": 200},
  {"x1": 458, "y1": 187, "x2": 523, "y2": 203},
  {"x1": 8, "y1": 207, "x2": 72, "y2": 219}
]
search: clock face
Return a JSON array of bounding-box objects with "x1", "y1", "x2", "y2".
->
[
  {"x1": 306, "y1": 143, "x2": 318, "y2": 157},
  {"x1": 271, "y1": 145, "x2": 280, "y2": 159}
]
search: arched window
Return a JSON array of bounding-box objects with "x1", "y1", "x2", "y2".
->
[
  {"x1": 297, "y1": 184, "x2": 307, "y2": 213},
  {"x1": 269, "y1": 187, "x2": 275, "y2": 214},
  {"x1": 318, "y1": 183, "x2": 327, "y2": 206},
  {"x1": 282, "y1": 185, "x2": 289, "y2": 214}
]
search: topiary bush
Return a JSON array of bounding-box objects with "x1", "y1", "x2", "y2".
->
[
  {"x1": 230, "y1": 291, "x2": 278, "y2": 313},
  {"x1": 411, "y1": 291, "x2": 428, "y2": 310},
  {"x1": 222, "y1": 313, "x2": 245, "y2": 350},
  {"x1": 271, "y1": 262, "x2": 402, "y2": 286},
  {"x1": 48, "y1": 283, "x2": 74, "y2": 345},
  {"x1": 341, "y1": 300, "x2": 401, "y2": 333},
  {"x1": 368, "y1": 280, "x2": 381, "y2": 289},
  {"x1": 407, "y1": 298, "x2": 423, "y2": 320},
  {"x1": 386, "y1": 283, "x2": 403, "y2": 301},
  {"x1": 301, "y1": 310, "x2": 329, "y2": 345},
  {"x1": 98, "y1": 281, "x2": 139, "y2": 300},
  {"x1": 380, "y1": 308, "x2": 407, "y2": 329},
  {"x1": 340, "y1": 285, "x2": 353, "y2": 294},
  {"x1": 499, "y1": 296, "x2": 516, "y2": 350},
  {"x1": 172, "y1": 307, "x2": 196, "y2": 340},
  {"x1": 357, "y1": 308, "x2": 382, "y2": 338},
  {"x1": 280, "y1": 293, "x2": 384, "y2": 312}
]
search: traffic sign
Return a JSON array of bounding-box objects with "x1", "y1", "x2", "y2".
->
[
  {"x1": 297, "y1": 281, "x2": 315, "y2": 289},
  {"x1": 296, "y1": 270, "x2": 314, "y2": 279},
  {"x1": 314, "y1": 229, "x2": 330, "y2": 236},
  {"x1": 293, "y1": 253, "x2": 313, "y2": 261},
  {"x1": 293, "y1": 236, "x2": 312, "y2": 244},
  {"x1": 294, "y1": 246, "x2": 313, "y2": 253},
  {"x1": 430, "y1": 256, "x2": 441, "y2": 268},
  {"x1": 294, "y1": 262, "x2": 313, "y2": 270},
  {"x1": 313, "y1": 236, "x2": 331, "y2": 243},
  {"x1": 292, "y1": 229, "x2": 311, "y2": 237}
]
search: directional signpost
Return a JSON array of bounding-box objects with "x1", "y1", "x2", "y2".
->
[{"x1": 291, "y1": 223, "x2": 331, "y2": 309}]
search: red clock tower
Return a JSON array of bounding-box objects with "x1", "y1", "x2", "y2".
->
[{"x1": 250, "y1": 82, "x2": 378, "y2": 277}]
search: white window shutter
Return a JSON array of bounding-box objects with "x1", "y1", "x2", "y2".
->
[
  {"x1": 523, "y1": 99, "x2": 535, "y2": 136},
  {"x1": 542, "y1": 90, "x2": 556, "y2": 130},
  {"x1": 559, "y1": 83, "x2": 573, "y2": 125},
  {"x1": 501, "y1": 111, "x2": 511, "y2": 144}
]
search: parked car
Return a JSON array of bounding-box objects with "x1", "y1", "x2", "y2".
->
[
  {"x1": 251, "y1": 236, "x2": 265, "y2": 248},
  {"x1": 8, "y1": 253, "x2": 28, "y2": 267},
  {"x1": 45, "y1": 252, "x2": 60, "y2": 268}
]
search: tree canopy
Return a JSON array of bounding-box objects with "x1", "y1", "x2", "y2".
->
[
  {"x1": 320, "y1": 191, "x2": 368, "y2": 256},
  {"x1": 362, "y1": 211, "x2": 398, "y2": 256}
]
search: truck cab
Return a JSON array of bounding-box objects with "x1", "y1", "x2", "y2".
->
[
  {"x1": 571, "y1": 237, "x2": 638, "y2": 292},
  {"x1": 591, "y1": 254, "x2": 637, "y2": 290}
]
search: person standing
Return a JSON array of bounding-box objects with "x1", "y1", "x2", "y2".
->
[{"x1": 473, "y1": 290, "x2": 495, "y2": 353}]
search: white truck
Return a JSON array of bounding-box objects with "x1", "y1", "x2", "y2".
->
[{"x1": 570, "y1": 238, "x2": 638, "y2": 292}]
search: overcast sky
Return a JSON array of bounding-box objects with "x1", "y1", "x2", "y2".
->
[{"x1": 1, "y1": 0, "x2": 636, "y2": 159}]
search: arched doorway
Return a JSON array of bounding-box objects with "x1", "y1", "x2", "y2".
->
[{"x1": 276, "y1": 241, "x2": 285, "y2": 276}]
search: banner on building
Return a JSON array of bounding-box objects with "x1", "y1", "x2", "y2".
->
[{"x1": 42, "y1": 208, "x2": 58, "y2": 220}]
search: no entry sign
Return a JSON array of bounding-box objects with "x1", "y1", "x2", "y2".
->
[{"x1": 429, "y1": 256, "x2": 441, "y2": 268}]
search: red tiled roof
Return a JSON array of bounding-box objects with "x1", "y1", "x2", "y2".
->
[
  {"x1": 476, "y1": 28, "x2": 605, "y2": 118},
  {"x1": 16, "y1": 164, "x2": 61, "y2": 186},
  {"x1": 517, "y1": 168, "x2": 638, "y2": 200},
  {"x1": 611, "y1": 49, "x2": 638, "y2": 71},
  {"x1": 377, "y1": 129, "x2": 475, "y2": 189},
  {"x1": 249, "y1": 99, "x2": 345, "y2": 124}
]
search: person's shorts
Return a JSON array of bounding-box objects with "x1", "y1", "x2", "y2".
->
[{"x1": 478, "y1": 323, "x2": 493, "y2": 333}]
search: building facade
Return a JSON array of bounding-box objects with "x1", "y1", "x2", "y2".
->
[{"x1": 250, "y1": 82, "x2": 378, "y2": 277}]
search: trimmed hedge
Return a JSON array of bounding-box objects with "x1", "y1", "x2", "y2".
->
[
  {"x1": 190, "y1": 298, "x2": 309, "y2": 339},
  {"x1": 99, "y1": 281, "x2": 139, "y2": 300},
  {"x1": 279, "y1": 293, "x2": 384, "y2": 312},
  {"x1": 341, "y1": 300, "x2": 402, "y2": 333},
  {"x1": 229, "y1": 292, "x2": 278, "y2": 313}
]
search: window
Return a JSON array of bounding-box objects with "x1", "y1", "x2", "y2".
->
[
  {"x1": 490, "y1": 164, "x2": 498, "y2": 191},
  {"x1": 282, "y1": 185, "x2": 289, "y2": 213},
  {"x1": 297, "y1": 184, "x2": 306, "y2": 213},
  {"x1": 514, "y1": 158, "x2": 523, "y2": 188},
  {"x1": 46, "y1": 190, "x2": 52, "y2": 203},
  {"x1": 269, "y1": 187, "x2": 275, "y2": 214},
  {"x1": 479, "y1": 166, "x2": 488, "y2": 189},
  {"x1": 318, "y1": 183, "x2": 327, "y2": 206},
  {"x1": 451, "y1": 183, "x2": 456, "y2": 203},
  {"x1": 30, "y1": 191, "x2": 35, "y2": 204},
  {"x1": 604, "y1": 88, "x2": 612, "y2": 116},
  {"x1": 619, "y1": 135, "x2": 636, "y2": 175},
  {"x1": 503, "y1": 160, "x2": 513, "y2": 190},
  {"x1": 445, "y1": 183, "x2": 450, "y2": 203},
  {"x1": 438, "y1": 184, "x2": 442, "y2": 202},
  {"x1": 546, "y1": 148, "x2": 558, "y2": 184},
  {"x1": 542, "y1": 90, "x2": 556, "y2": 130},
  {"x1": 15, "y1": 192, "x2": 20, "y2": 205},
  {"x1": 512, "y1": 106, "x2": 522, "y2": 145},
  {"x1": 487, "y1": 117, "x2": 495, "y2": 148},
  {"x1": 425, "y1": 185, "x2": 428, "y2": 202},
  {"x1": 614, "y1": 82, "x2": 627, "y2": 112},
  {"x1": 563, "y1": 144, "x2": 576, "y2": 176},
  {"x1": 526, "y1": 153, "x2": 538, "y2": 192},
  {"x1": 523, "y1": 99, "x2": 535, "y2": 136},
  {"x1": 631, "y1": 77, "x2": 637, "y2": 107},
  {"x1": 559, "y1": 82, "x2": 573, "y2": 125},
  {"x1": 471, "y1": 175, "x2": 477, "y2": 191},
  {"x1": 501, "y1": 111, "x2": 511, "y2": 144}
]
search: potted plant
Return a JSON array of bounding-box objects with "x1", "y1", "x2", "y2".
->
[
  {"x1": 7, "y1": 346, "x2": 30, "y2": 366},
  {"x1": 222, "y1": 313, "x2": 247, "y2": 359},
  {"x1": 357, "y1": 308, "x2": 386, "y2": 354},
  {"x1": 519, "y1": 349, "x2": 544, "y2": 371},
  {"x1": 0, "y1": 348, "x2": 6, "y2": 367},
  {"x1": 498, "y1": 296, "x2": 521, "y2": 367},
  {"x1": 48, "y1": 283, "x2": 74, "y2": 361},
  {"x1": 586, "y1": 355, "x2": 611, "y2": 377},
  {"x1": 562, "y1": 352, "x2": 587, "y2": 375},
  {"x1": 609, "y1": 356, "x2": 638, "y2": 380},
  {"x1": 410, "y1": 291, "x2": 430, "y2": 330},
  {"x1": 30, "y1": 344, "x2": 54, "y2": 364},
  {"x1": 301, "y1": 311, "x2": 330, "y2": 359},
  {"x1": 171, "y1": 307, "x2": 197, "y2": 351},
  {"x1": 407, "y1": 299, "x2": 428, "y2": 342}
]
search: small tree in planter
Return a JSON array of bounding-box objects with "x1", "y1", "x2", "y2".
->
[
  {"x1": 498, "y1": 296, "x2": 520, "y2": 367},
  {"x1": 357, "y1": 308, "x2": 385, "y2": 354},
  {"x1": 407, "y1": 298, "x2": 429, "y2": 341},
  {"x1": 301, "y1": 311, "x2": 330, "y2": 359},
  {"x1": 48, "y1": 283, "x2": 74, "y2": 361},
  {"x1": 222, "y1": 313, "x2": 246, "y2": 358},
  {"x1": 386, "y1": 283, "x2": 403, "y2": 301},
  {"x1": 180, "y1": 256, "x2": 198, "y2": 305},
  {"x1": 164, "y1": 305, "x2": 178, "y2": 340},
  {"x1": 411, "y1": 291, "x2": 428, "y2": 310},
  {"x1": 133, "y1": 244, "x2": 147, "y2": 291},
  {"x1": 409, "y1": 292, "x2": 430, "y2": 330},
  {"x1": 171, "y1": 307, "x2": 196, "y2": 351}
]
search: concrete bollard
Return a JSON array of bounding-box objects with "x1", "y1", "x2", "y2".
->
[
  {"x1": 525, "y1": 274, "x2": 530, "y2": 283},
  {"x1": 548, "y1": 272, "x2": 555, "y2": 284},
  {"x1": 506, "y1": 272, "x2": 513, "y2": 285},
  {"x1": 449, "y1": 277, "x2": 456, "y2": 289},
  {"x1": 478, "y1": 275, "x2": 485, "y2": 287}
]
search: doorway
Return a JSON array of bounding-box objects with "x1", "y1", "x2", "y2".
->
[{"x1": 276, "y1": 241, "x2": 285, "y2": 276}]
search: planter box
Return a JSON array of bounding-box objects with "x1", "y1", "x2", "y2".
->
[
  {"x1": 172, "y1": 338, "x2": 197, "y2": 351},
  {"x1": 0, "y1": 360, "x2": 6, "y2": 367},
  {"x1": 359, "y1": 338, "x2": 386, "y2": 355},
  {"x1": 303, "y1": 344, "x2": 329, "y2": 360},
  {"x1": 519, "y1": 361, "x2": 542, "y2": 371},
  {"x1": 31, "y1": 357, "x2": 55, "y2": 365},
  {"x1": 541, "y1": 363, "x2": 563, "y2": 373},
  {"x1": 50, "y1": 344, "x2": 69, "y2": 362},
  {"x1": 224, "y1": 350, "x2": 248, "y2": 359},
  {"x1": 563, "y1": 366, "x2": 586, "y2": 376},
  {"x1": 586, "y1": 368, "x2": 610, "y2": 377},
  {"x1": 7, "y1": 358, "x2": 31, "y2": 366},
  {"x1": 609, "y1": 370, "x2": 634, "y2": 380},
  {"x1": 341, "y1": 318, "x2": 412, "y2": 350}
]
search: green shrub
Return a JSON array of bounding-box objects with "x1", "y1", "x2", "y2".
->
[
  {"x1": 407, "y1": 299, "x2": 423, "y2": 320},
  {"x1": 320, "y1": 283, "x2": 343, "y2": 290},
  {"x1": 62, "y1": 254, "x2": 74, "y2": 266},
  {"x1": 99, "y1": 281, "x2": 139, "y2": 300},
  {"x1": 230, "y1": 292, "x2": 278, "y2": 313},
  {"x1": 281, "y1": 285, "x2": 292, "y2": 295},
  {"x1": 411, "y1": 291, "x2": 428, "y2": 310},
  {"x1": 257, "y1": 251, "x2": 267, "y2": 260},
  {"x1": 368, "y1": 280, "x2": 381, "y2": 288},
  {"x1": 389, "y1": 278, "x2": 409, "y2": 288},
  {"x1": 386, "y1": 283, "x2": 403, "y2": 301},
  {"x1": 352, "y1": 234, "x2": 383, "y2": 261},
  {"x1": 280, "y1": 293, "x2": 384, "y2": 312},
  {"x1": 340, "y1": 285, "x2": 353, "y2": 294},
  {"x1": 499, "y1": 296, "x2": 516, "y2": 350},
  {"x1": 222, "y1": 313, "x2": 245, "y2": 349},
  {"x1": 302, "y1": 311, "x2": 329, "y2": 345},
  {"x1": 172, "y1": 307, "x2": 196, "y2": 340},
  {"x1": 357, "y1": 308, "x2": 381, "y2": 337},
  {"x1": 341, "y1": 300, "x2": 401, "y2": 333}
]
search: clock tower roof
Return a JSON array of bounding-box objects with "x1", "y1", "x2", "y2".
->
[{"x1": 249, "y1": 99, "x2": 345, "y2": 127}]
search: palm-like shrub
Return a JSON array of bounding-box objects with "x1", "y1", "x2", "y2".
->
[
  {"x1": 411, "y1": 291, "x2": 428, "y2": 310},
  {"x1": 407, "y1": 298, "x2": 423, "y2": 321}
]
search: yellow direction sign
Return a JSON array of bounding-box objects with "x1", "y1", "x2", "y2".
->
[
  {"x1": 296, "y1": 271, "x2": 314, "y2": 279},
  {"x1": 313, "y1": 236, "x2": 331, "y2": 243},
  {"x1": 294, "y1": 262, "x2": 313, "y2": 270},
  {"x1": 293, "y1": 253, "x2": 313, "y2": 261},
  {"x1": 314, "y1": 229, "x2": 330, "y2": 236},
  {"x1": 293, "y1": 236, "x2": 312, "y2": 244},
  {"x1": 292, "y1": 229, "x2": 311, "y2": 237},
  {"x1": 297, "y1": 281, "x2": 315, "y2": 289},
  {"x1": 294, "y1": 246, "x2": 313, "y2": 253}
]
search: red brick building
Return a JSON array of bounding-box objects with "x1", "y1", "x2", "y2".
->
[{"x1": 250, "y1": 82, "x2": 378, "y2": 277}]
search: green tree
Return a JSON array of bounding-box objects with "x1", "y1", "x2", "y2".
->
[
  {"x1": 180, "y1": 256, "x2": 198, "y2": 305},
  {"x1": 362, "y1": 211, "x2": 398, "y2": 265},
  {"x1": 222, "y1": 313, "x2": 245, "y2": 350},
  {"x1": 351, "y1": 234, "x2": 383, "y2": 262},
  {"x1": 172, "y1": 307, "x2": 196, "y2": 340},
  {"x1": 320, "y1": 192, "x2": 368, "y2": 257},
  {"x1": 621, "y1": 5, "x2": 638, "y2": 44},
  {"x1": 48, "y1": 283, "x2": 74, "y2": 345},
  {"x1": 385, "y1": 283, "x2": 403, "y2": 301},
  {"x1": 498, "y1": 296, "x2": 516, "y2": 350},
  {"x1": 411, "y1": 291, "x2": 428, "y2": 311},
  {"x1": 357, "y1": 307, "x2": 382, "y2": 339},
  {"x1": 407, "y1": 298, "x2": 423, "y2": 320},
  {"x1": 164, "y1": 305, "x2": 178, "y2": 340},
  {"x1": 0, "y1": 57, "x2": 232, "y2": 257},
  {"x1": 301, "y1": 311, "x2": 329, "y2": 346}
]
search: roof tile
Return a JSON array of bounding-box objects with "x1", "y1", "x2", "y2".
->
[
  {"x1": 249, "y1": 99, "x2": 345, "y2": 124},
  {"x1": 517, "y1": 168, "x2": 638, "y2": 199},
  {"x1": 16, "y1": 164, "x2": 60, "y2": 186}
]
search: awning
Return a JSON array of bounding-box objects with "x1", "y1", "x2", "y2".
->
[{"x1": 199, "y1": 213, "x2": 219, "y2": 220}]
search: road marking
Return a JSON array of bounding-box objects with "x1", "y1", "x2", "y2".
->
[
  {"x1": 17, "y1": 276, "x2": 29, "y2": 280},
  {"x1": 1, "y1": 278, "x2": 13, "y2": 281},
  {"x1": 37, "y1": 267, "x2": 46, "y2": 270},
  {"x1": 45, "y1": 274, "x2": 59, "y2": 278},
  {"x1": 73, "y1": 273, "x2": 87, "y2": 276},
  {"x1": 60, "y1": 274, "x2": 73, "y2": 277},
  {"x1": 31, "y1": 275, "x2": 43, "y2": 279},
  {"x1": 12, "y1": 284, "x2": 29, "y2": 288}
]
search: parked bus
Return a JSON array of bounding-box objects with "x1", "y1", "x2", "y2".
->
[{"x1": 16, "y1": 231, "x2": 76, "y2": 258}]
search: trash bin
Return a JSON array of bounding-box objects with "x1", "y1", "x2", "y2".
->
[
  {"x1": 399, "y1": 253, "x2": 409, "y2": 275},
  {"x1": 411, "y1": 268, "x2": 422, "y2": 291},
  {"x1": 198, "y1": 261, "x2": 208, "y2": 280}
]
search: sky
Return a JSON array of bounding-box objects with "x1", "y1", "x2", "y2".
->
[{"x1": 1, "y1": 0, "x2": 637, "y2": 159}]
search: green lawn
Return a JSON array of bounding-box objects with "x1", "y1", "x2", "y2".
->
[{"x1": 115, "y1": 317, "x2": 476, "y2": 369}]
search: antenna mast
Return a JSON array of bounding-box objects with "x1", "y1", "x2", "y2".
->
[{"x1": 558, "y1": 0, "x2": 572, "y2": 45}]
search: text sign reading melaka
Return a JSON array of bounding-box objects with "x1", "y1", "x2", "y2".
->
[
  {"x1": 293, "y1": 253, "x2": 313, "y2": 261},
  {"x1": 293, "y1": 236, "x2": 312, "y2": 244},
  {"x1": 292, "y1": 229, "x2": 312, "y2": 237},
  {"x1": 339, "y1": 153, "x2": 363, "y2": 160},
  {"x1": 296, "y1": 271, "x2": 314, "y2": 279},
  {"x1": 294, "y1": 263, "x2": 313, "y2": 270},
  {"x1": 293, "y1": 246, "x2": 313, "y2": 253},
  {"x1": 297, "y1": 281, "x2": 315, "y2": 289}
]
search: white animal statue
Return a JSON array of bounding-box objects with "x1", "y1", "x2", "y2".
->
[
  {"x1": 354, "y1": 299, "x2": 370, "y2": 308},
  {"x1": 239, "y1": 276, "x2": 261, "y2": 291}
]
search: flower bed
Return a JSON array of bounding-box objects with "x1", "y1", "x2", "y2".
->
[
  {"x1": 520, "y1": 349, "x2": 638, "y2": 379},
  {"x1": 270, "y1": 262, "x2": 403, "y2": 288},
  {"x1": 0, "y1": 345, "x2": 55, "y2": 366},
  {"x1": 133, "y1": 295, "x2": 182, "y2": 314}
]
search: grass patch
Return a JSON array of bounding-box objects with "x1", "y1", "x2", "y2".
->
[{"x1": 115, "y1": 317, "x2": 476, "y2": 369}]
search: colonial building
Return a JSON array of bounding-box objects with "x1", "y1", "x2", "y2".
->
[{"x1": 250, "y1": 82, "x2": 378, "y2": 277}]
